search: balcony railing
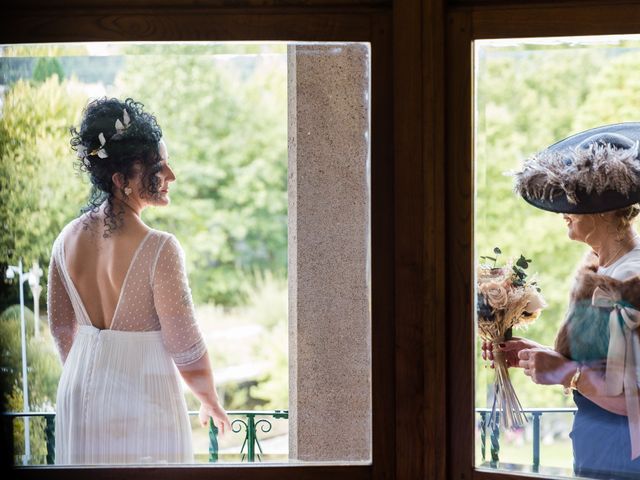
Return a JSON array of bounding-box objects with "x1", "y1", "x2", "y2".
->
[
  {"x1": 476, "y1": 407, "x2": 577, "y2": 473},
  {"x1": 2, "y1": 409, "x2": 288, "y2": 465},
  {"x1": 4, "y1": 407, "x2": 574, "y2": 469}
]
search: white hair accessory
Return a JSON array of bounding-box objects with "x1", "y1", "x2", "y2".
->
[
  {"x1": 114, "y1": 108, "x2": 131, "y2": 135},
  {"x1": 81, "y1": 109, "x2": 131, "y2": 160}
]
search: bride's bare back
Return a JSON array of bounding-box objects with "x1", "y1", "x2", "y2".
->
[
  {"x1": 64, "y1": 216, "x2": 151, "y2": 330},
  {"x1": 48, "y1": 213, "x2": 207, "y2": 367}
]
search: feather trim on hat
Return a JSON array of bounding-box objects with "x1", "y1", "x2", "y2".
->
[{"x1": 513, "y1": 141, "x2": 640, "y2": 205}]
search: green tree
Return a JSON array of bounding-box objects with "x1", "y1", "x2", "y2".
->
[
  {"x1": 0, "y1": 305, "x2": 61, "y2": 462},
  {"x1": 573, "y1": 50, "x2": 640, "y2": 130},
  {"x1": 115, "y1": 52, "x2": 287, "y2": 306},
  {"x1": 243, "y1": 273, "x2": 288, "y2": 408},
  {"x1": 0, "y1": 77, "x2": 88, "y2": 312},
  {"x1": 32, "y1": 58, "x2": 64, "y2": 84}
]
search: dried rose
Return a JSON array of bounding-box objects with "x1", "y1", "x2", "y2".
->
[
  {"x1": 523, "y1": 292, "x2": 546, "y2": 314},
  {"x1": 481, "y1": 281, "x2": 508, "y2": 310}
]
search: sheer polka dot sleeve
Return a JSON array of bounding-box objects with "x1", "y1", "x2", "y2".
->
[
  {"x1": 152, "y1": 235, "x2": 207, "y2": 367},
  {"x1": 47, "y1": 249, "x2": 77, "y2": 364}
]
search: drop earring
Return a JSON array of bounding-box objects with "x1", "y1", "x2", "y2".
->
[{"x1": 124, "y1": 187, "x2": 132, "y2": 196}]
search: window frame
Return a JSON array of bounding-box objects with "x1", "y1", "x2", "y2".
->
[
  {"x1": 445, "y1": 1, "x2": 640, "y2": 479},
  {"x1": 0, "y1": 3, "x2": 395, "y2": 480}
]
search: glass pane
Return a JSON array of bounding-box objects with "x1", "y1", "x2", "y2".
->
[
  {"x1": 475, "y1": 34, "x2": 640, "y2": 479},
  {"x1": 0, "y1": 41, "x2": 370, "y2": 466}
]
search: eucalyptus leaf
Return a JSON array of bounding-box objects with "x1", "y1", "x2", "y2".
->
[{"x1": 516, "y1": 255, "x2": 529, "y2": 269}]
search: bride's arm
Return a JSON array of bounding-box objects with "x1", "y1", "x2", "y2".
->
[
  {"x1": 175, "y1": 352, "x2": 229, "y2": 430},
  {"x1": 153, "y1": 234, "x2": 230, "y2": 432},
  {"x1": 47, "y1": 246, "x2": 77, "y2": 364}
]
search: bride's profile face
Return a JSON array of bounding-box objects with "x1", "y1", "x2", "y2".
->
[
  {"x1": 151, "y1": 139, "x2": 175, "y2": 207},
  {"x1": 125, "y1": 139, "x2": 175, "y2": 208}
]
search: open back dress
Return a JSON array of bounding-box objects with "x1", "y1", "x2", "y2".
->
[{"x1": 47, "y1": 218, "x2": 208, "y2": 464}]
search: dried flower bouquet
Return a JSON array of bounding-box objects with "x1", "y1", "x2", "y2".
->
[{"x1": 477, "y1": 248, "x2": 546, "y2": 429}]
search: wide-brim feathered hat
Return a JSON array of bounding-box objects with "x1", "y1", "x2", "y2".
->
[{"x1": 513, "y1": 123, "x2": 640, "y2": 214}]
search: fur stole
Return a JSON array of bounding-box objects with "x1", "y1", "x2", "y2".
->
[{"x1": 555, "y1": 251, "x2": 640, "y2": 362}]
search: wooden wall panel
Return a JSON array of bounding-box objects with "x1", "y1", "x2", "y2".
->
[
  {"x1": 422, "y1": 0, "x2": 447, "y2": 479},
  {"x1": 0, "y1": 10, "x2": 377, "y2": 43},
  {"x1": 471, "y1": 2, "x2": 640, "y2": 38},
  {"x1": 448, "y1": 0, "x2": 640, "y2": 7},
  {"x1": 445, "y1": 7, "x2": 475, "y2": 480},
  {"x1": 370, "y1": 10, "x2": 396, "y2": 480},
  {"x1": 393, "y1": 0, "x2": 424, "y2": 478},
  {"x1": 13, "y1": 465, "x2": 371, "y2": 480},
  {"x1": 4, "y1": 0, "x2": 391, "y2": 7},
  {"x1": 393, "y1": 0, "x2": 448, "y2": 477}
]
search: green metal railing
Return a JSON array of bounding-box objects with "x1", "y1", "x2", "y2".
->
[
  {"x1": 226, "y1": 410, "x2": 289, "y2": 462},
  {"x1": 4, "y1": 407, "x2": 576, "y2": 468},
  {"x1": 476, "y1": 407, "x2": 577, "y2": 472},
  {"x1": 2, "y1": 409, "x2": 289, "y2": 465}
]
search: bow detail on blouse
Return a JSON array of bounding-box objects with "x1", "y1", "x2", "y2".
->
[{"x1": 592, "y1": 286, "x2": 640, "y2": 459}]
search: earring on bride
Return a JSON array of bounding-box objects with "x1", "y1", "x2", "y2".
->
[{"x1": 124, "y1": 187, "x2": 133, "y2": 196}]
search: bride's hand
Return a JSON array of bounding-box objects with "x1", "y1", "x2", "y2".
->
[{"x1": 199, "y1": 401, "x2": 231, "y2": 434}]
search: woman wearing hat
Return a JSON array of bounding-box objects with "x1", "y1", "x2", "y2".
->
[{"x1": 485, "y1": 123, "x2": 640, "y2": 478}]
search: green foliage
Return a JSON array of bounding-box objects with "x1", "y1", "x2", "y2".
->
[
  {"x1": 573, "y1": 50, "x2": 640, "y2": 130},
  {"x1": 32, "y1": 58, "x2": 64, "y2": 84},
  {"x1": 249, "y1": 322, "x2": 288, "y2": 409},
  {"x1": 243, "y1": 273, "x2": 288, "y2": 408},
  {"x1": 187, "y1": 272, "x2": 288, "y2": 411},
  {"x1": 475, "y1": 44, "x2": 640, "y2": 409},
  {"x1": 2, "y1": 48, "x2": 287, "y2": 308},
  {"x1": 115, "y1": 52, "x2": 287, "y2": 306},
  {"x1": 0, "y1": 305, "x2": 61, "y2": 461},
  {"x1": 242, "y1": 271, "x2": 287, "y2": 331},
  {"x1": 0, "y1": 77, "x2": 88, "y2": 311}
]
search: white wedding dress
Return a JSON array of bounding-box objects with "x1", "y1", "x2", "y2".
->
[{"x1": 47, "y1": 219, "x2": 208, "y2": 464}]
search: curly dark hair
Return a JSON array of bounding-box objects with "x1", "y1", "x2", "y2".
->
[{"x1": 70, "y1": 97, "x2": 163, "y2": 236}]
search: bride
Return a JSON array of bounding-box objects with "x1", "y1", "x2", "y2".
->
[{"x1": 47, "y1": 97, "x2": 230, "y2": 464}]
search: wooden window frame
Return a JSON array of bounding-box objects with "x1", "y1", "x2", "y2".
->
[
  {"x1": 445, "y1": 2, "x2": 640, "y2": 480},
  {"x1": 0, "y1": 2, "x2": 398, "y2": 480}
]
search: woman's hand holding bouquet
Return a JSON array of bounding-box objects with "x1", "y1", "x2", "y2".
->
[{"x1": 477, "y1": 248, "x2": 546, "y2": 429}]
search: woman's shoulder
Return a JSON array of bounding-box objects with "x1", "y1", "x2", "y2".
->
[
  {"x1": 605, "y1": 247, "x2": 640, "y2": 281},
  {"x1": 150, "y1": 229, "x2": 177, "y2": 242},
  {"x1": 150, "y1": 229, "x2": 184, "y2": 253},
  {"x1": 51, "y1": 216, "x2": 85, "y2": 252}
]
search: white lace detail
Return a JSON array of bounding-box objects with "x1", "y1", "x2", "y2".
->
[
  {"x1": 47, "y1": 223, "x2": 208, "y2": 367},
  {"x1": 171, "y1": 339, "x2": 208, "y2": 367}
]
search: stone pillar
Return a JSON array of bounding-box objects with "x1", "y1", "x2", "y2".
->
[{"x1": 288, "y1": 44, "x2": 371, "y2": 462}]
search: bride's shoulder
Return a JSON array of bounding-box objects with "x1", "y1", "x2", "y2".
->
[
  {"x1": 151, "y1": 229, "x2": 175, "y2": 241},
  {"x1": 152, "y1": 230, "x2": 184, "y2": 250},
  {"x1": 51, "y1": 216, "x2": 85, "y2": 250}
]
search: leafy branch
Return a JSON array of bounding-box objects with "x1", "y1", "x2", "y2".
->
[
  {"x1": 480, "y1": 247, "x2": 502, "y2": 267},
  {"x1": 512, "y1": 254, "x2": 532, "y2": 287}
]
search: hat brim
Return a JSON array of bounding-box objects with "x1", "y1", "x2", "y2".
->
[
  {"x1": 547, "y1": 123, "x2": 640, "y2": 150},
  {"x1": 523, "y1": 188, "x2": 640, "y2": 214}
]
